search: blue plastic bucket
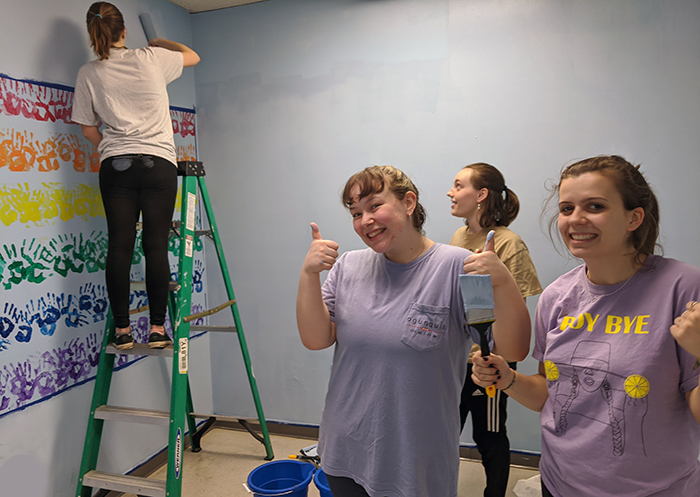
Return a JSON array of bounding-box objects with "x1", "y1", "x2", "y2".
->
[
  {"x1": 313, "y1": 468, "x2": 333, "y2": 497},
  {"x1": 246, "y1": 460, "x2": 315, "y2": 497}
]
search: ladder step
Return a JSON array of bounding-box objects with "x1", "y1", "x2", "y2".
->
[
  {"x1": 189, "y1": 325, "x2": 237, "y2": 333},
  {"x1": 95, "y1": 405, "x2": 170, "y2": 426},
  {"x1": 82, "y1": 470, "x2": 165, "y2": 497},
  {"x1": 130, "y1": 280, "x2": 180, "y2": 292},
  {"x1": 106, "y1": 343, "x2": 173, "y2": 357}
]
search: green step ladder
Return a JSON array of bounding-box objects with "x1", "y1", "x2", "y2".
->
[{"x1": 76, "y1": 161, "x2": 274, "y2": 497}]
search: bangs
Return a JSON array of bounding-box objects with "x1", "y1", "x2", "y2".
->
[{"x1": 342, "y1": 169, "x2": 386, "y2": 208}]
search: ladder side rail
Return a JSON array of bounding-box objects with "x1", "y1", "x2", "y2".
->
[
  {"x1": 197, "y1": 175, "x2": 274, "y2": 460},
  {"x1": 185, "y1": 381, "x2": 200, "y2": 451},
  {"x1": 167, "y1": 288, "x2": 198, "y2": 440},
  {"x1": 77, "y1": 310, "x2": 117, "y2": 497},
  {"x1": 165, "y1": 175, "x2": 198, "y2": 497}
]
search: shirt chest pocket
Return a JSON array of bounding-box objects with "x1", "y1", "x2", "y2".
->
[{"x1": 401, "y1": 302, "x2": 450, "y2": 352}]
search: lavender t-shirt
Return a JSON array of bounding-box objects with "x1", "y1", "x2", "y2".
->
[
  {"x1": 319, "y1": 243, "x2": 479, "y2": 497},
  {"x1": 533, "y1": 255, "x2": 700, "y2": 496}
]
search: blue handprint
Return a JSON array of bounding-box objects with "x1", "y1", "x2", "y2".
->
[
  {"x1": 36, "y1": 295, "x2": 62, "y2": 335},
  {"x1": 193, "y1": 259, "x2": 204, "y2": 293}
]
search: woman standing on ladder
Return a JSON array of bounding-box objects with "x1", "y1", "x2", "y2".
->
[
  {"x1": 447, "y1": 163, "x2": 542, "y2": 497},
  {"x1": 72, "y1": 2, "x2": 200, "y2": 349}
]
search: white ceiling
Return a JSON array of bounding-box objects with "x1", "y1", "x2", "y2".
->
[{"x1": 167, "y1": 0, "x2": 268, "y2": 14}]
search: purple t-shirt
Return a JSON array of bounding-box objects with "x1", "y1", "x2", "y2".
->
[
  {"x1": 319, "y1": 243, "x2": 479, "y2": 497},
  {"x1": 533, "y1": 255, "x2": 700, "y2": 496}
]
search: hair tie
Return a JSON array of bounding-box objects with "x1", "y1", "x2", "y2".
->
[
  {"x1": 95, "y1": 13, "x2": 102, "y2": 18},
  {"x1": 502, "y1": 185, "x2": 507, "y2": 194}
]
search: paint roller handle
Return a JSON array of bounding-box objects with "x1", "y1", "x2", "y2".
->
[{"x1": 483, "y1": 229, "x2": 495, "y2": 253}]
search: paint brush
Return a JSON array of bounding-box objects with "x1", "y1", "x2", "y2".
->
[{"x1": 459, "y1": 234, "x2": 497, "y2": 397}]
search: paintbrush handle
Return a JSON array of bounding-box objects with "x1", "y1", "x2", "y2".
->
[
  {"x1": 476, "y1": 325, "x2": 496, "y2": 397},
  {"x1": 479, "y1": 329, "x2": 491, "y2": 357}
]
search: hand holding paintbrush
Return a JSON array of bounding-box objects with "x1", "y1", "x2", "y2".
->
[{"x1": 459, "y1": 231, "x2": 498, "y2": 397}]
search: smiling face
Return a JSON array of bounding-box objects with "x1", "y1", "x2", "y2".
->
[
  {"x1": 558, "y1": 172, "x2": 644, "y2": 263},
  {"x1": 348, "y1": 185, "x2": 416, "y2": 259},
  {"x1": 447, "y1": 168, "x2": 487, "y2": 220}
]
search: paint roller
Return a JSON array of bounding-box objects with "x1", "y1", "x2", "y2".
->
[
  {"x1": 459, "y1": 230, "x2": 497, "y2": 398},
  {"x1": 139, "y1": 13, "x2": 158, "y2": 42}
]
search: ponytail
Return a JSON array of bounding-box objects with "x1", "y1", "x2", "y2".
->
[
  {"x1": 86, "y1": 2, "x2": 124, "y2": 60},
  {"x1": 463, "y1": 163, "x2": 520, "y2": 228}
]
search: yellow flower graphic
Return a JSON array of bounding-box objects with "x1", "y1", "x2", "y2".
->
[
  {"x1": 624, "y1": 374, "x2": 650, "y2": 399},
  {"x1": 544, "y1": 360, "x2": 559, "y2": 381}
]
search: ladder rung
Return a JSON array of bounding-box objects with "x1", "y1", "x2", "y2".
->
[
  {"x1": 189, "y1": 412, "x2": 257, "y2": 423},
  {"x1": 129, "y1": 280, "x2": 180, "y2": 292},
  {"x1": 189, "y1": 325, "x2": 237, "y2": 333},
  {"x1": 82, "y1": 470, "x2": 165, "y2": 497},
  {"x1": 167, "y1": 220, "x2": 212, "y2": 237},
  {"x1": 183, "y1": 298, "x2": 236, "y2": 323},
  {"x1": 106, "y1": 343, "x2": 173, "y2": 357},
  {"x1": 94, "y1": 405, "x2": 170, "y2": 426}
]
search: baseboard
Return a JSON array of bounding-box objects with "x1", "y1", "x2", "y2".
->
[
  {"x1": 97, "y1": 418, "x2": 540, "y2": 495},
  {"x1": 458, "y1": 445, "x2": 540, "y2": 468}
]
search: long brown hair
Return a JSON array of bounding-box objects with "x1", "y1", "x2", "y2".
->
[
  {"x1": 86, "y1": 2, "x2": 124, "y2": 61},
  {"x1": 464, "y1": 163, "x2": 520, "y2": 229},
  {"x1": 342, "y1": 165, "x2": 427, "y2": 234}
]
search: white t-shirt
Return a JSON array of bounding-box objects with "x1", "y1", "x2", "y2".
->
[{"x1": 72, "y1": 47, "x2": 183, "y2": 165}]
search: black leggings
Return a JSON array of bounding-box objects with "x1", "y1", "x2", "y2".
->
[
  {"x1": 541, "y1": 480, "x2": 555, "y2": 497},
  {"x1": 460, "y1": 361, "x2": 516, "y2": 497},
  {"x1": 325, "y1": 474, "x2": 372, "y2": 497},
  {"x1": 99, "y1": 155, "x2": 177, "y2": 329}
]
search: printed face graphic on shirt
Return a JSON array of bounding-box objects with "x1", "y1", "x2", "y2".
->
[
  {"x1": 557, "y1": 172, "x2": 643, "y2": 263},
  {"x1": 545, "y1": 338, "x2": 649, "y2": 458}
]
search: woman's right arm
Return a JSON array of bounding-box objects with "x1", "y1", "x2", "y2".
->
[
  {"x1": 148, "y1": 38, "x2": 201, "y2": 67},
  {"x1": 81, "y1": 125, "x2": 102, "y2": 148},
  {"x1": 296, "y1": 223, "x2": 339, "y2": 350},
  {"x1": 472, "y1": 352, "x2": 550, "y2": 412}
]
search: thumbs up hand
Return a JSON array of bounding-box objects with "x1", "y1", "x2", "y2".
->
[
  {"x1": 463, "y1": 230, "x2": 510, "y2": 287},
  {"x1": 302, "y1": 222, "x2": 340, "y2": 275}
]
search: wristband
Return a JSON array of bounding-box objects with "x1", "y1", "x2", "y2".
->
[{"x1": 502, "y1": 370, "x2": 517, "y2": 391}]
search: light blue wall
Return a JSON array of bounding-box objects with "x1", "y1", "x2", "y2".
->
[
  {"x1": 190, "y1": 0, "x2": 700, "y2": 453},
  {"x1": 0, "y1": 1, "x2": 207, "y2": 496},
  {"x1": 3, "y1": 1, "x2": 700, "y2": 493}
]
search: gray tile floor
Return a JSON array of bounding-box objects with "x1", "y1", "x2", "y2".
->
[{"x1": 123, "y1": 428, "x2": 540, "y2": 496}]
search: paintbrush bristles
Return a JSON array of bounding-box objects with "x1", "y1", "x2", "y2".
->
[
  {"x1": 465, "y1": 308, "x2": 496, "y2": 325},
  {"x1": 458, "y1": 274, "x2": 495, "y2": 324}
]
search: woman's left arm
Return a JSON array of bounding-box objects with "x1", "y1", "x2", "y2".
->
[
  {"x1": 670, "y1": 301, "x2": 700, "y2": 422},
  {"x1": 463, "y1": 238, "x2": 531, "y2": 362},
  {"x1": 671, "y1": 301, "x2": 700, "y2": 358},
  {"x1": 685, "y1": 384, "x2": 700, "y2": 424}
]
